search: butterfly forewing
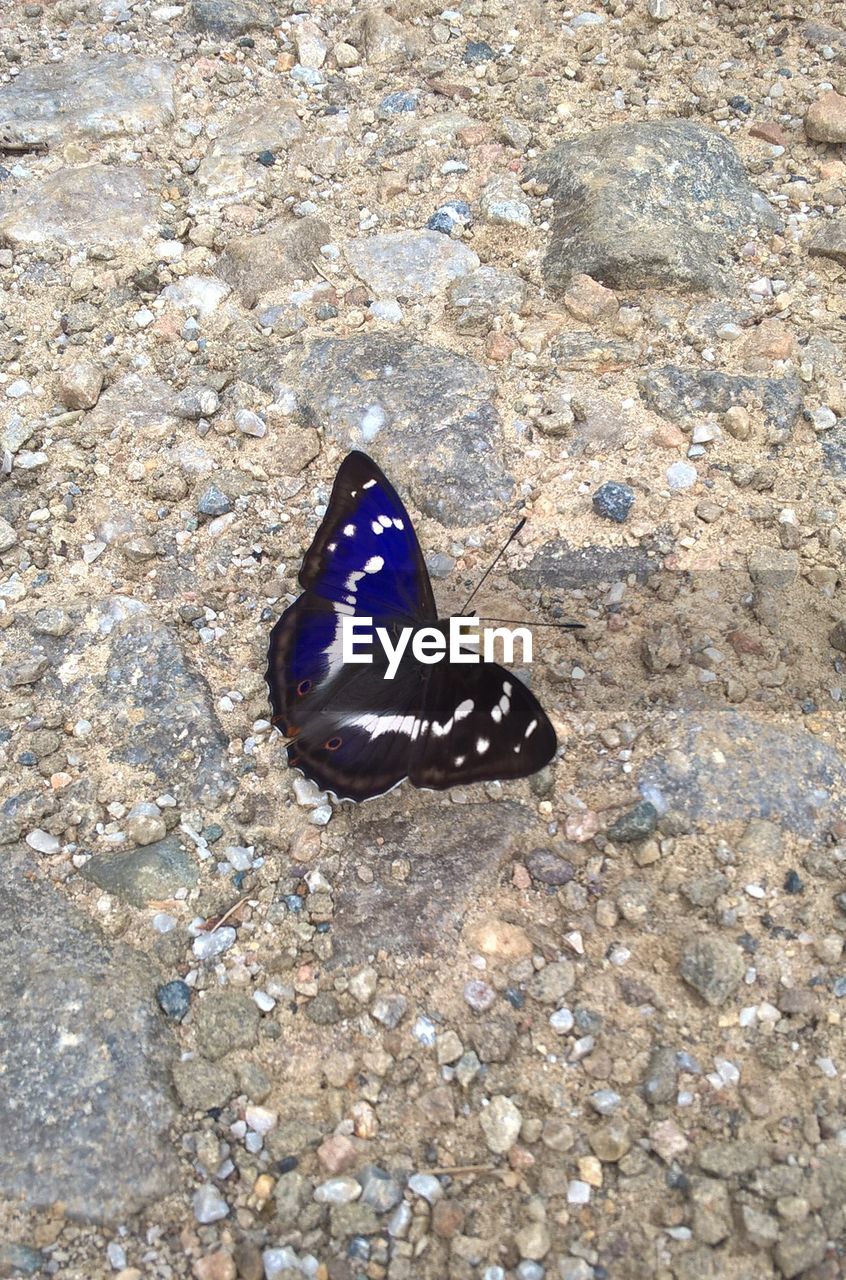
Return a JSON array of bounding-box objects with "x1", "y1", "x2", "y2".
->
[
  {"x1": 410, "y1": 660, "x2": 557, "y2": 790},
  {"x1": 298, "y1": 450, "x2": 436, "y2": 625}
]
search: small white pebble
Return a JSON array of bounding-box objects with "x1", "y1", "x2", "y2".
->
[
  {"x1": 25, "y1": 829, "x2": 60, "y2": 854},
  {"x1": 567, "y1": 1179, "x2": 591, "y2": 1205}
]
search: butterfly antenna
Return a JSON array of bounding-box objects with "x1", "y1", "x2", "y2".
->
[
  {"x1": 460, "y1": 517, "x2": 526, "y2": 614},
  {"x1": 477, "y1": 618, "x2": 585, "y2": 629}
]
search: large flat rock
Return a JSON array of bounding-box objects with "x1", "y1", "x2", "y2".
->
[
  {"x1": 198, "y1": 103, "x2": 302, "y2": 201},
  {"x1": 0, "y1": 56, "x2": 175, "y2": 146},
  {"x1": 533, "y1": 120, "x2": 778, "y2": 293},
  {"x1": 330, "y1": 802, "x2": 538, "y2": 964},
  {"x1": 0, "y1": 165, "x2": 160, "y2": 248},
  {"x1": 216, "y1": 216, "x2": 331, "y2": 307},
  {"x1": 0, "y1": 849, "x2": 178, "y2": 1223},
  {"x1": 639, "y1": 702, "x2": 846, "y2": 838},
  {"x1": 344, "y1": 229, "x2": 480, "y2": 300},
  {"x1": 246, "y1": 332, "x2": 514, "y2": 527},
  {"x1": 639, "y1": 365, "x2": 803, "y2": 444}
]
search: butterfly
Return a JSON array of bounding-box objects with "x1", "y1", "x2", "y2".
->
[{"x1": 266, "y1": 451, "x2": 560, "y2": 803}]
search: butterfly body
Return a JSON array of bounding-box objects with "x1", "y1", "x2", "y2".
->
[{"x1": 267, "y1": 451, "x2": 558, "y2": 803}]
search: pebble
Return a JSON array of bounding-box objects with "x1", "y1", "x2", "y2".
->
[
  {"x1": 314, "y1": 1176, "x2": 361, "y2": 1204},
  {"x1": 192, "y1": 927, "x2": 237, "y2": 960},
  {"x1": 680, "y1": 935, "x2": 745, "y2": 1005},
  {"x1": 480, "y1": 1095, "x2": 522, "y2": 1153},
  {"x1": 25, "y1": 829, "x2": 60, "y2": 854},
  {"x1": 666, "y1": 461, "x2": 698, "y2": 490},
  {"x1": 407, "y1": 1173, "x2": 443, "y2": 1204},
  {"x1": 157, "y1": 979, "x2": 191, "y2": 1021},
  {"x1": 193, "y1": 1184, "x2": 229, "y2": 1224},
  {"x1": 607, "y1": 800, "x2": 658, "y2": 843},
  {"x1": 592, "y1": 481, "x2": 635, "y2": 523},
  {"x1": 464, "y1": 979, "x2": 497, "y2": 1012},
  {"x1": 805, "y1": 89, "x2": 846, "y2": 143},
  {"x1": 359, "y1": 1166, "x2": 403, "y2": 1211},
  {"x1": 58, "y1": 361, "x2": 103, "y2": 410},
  {"x1": 125, "y1": 802, "x2": 167, "y2": 847},
  {"x1": 197, "y1": 485, "x2": 232, "y2": 518},
  {"x1": 372, "y1": 993, "x2": 407, "y2": 1028}
]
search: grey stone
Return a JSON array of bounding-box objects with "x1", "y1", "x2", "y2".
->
[
  {"x1": 533, "y1": 120, "x2": 777, "y2": 293},
  {"x1": 698, "y1": 1140, "x2": 764, "y2": 1178},
  {"x1": 344, "y1": 230, "x2": 479, "y2": 299},
  {"x1": 172, "y1": 1056, "x2": 236, "y2": 1111},
  {"x1": 0, "y1": 56, "x2": 175, "y2": 146},
  {"x1": 822, "y1": 425, "x2": 846, "y2": 477},
  {"x1": 638, "y1": 365, "x2": 802, "y2": 443},
  {"x1": 0, "y1": 165, "x2": 160, "y2": 249},
  {"x1": 469, "y1": 1016, "x2": 518, "y2": 1063},
  {"x1": 447, "y1": 265, "x2": 528, "y2": 317},
  {"x1": 690, "y1": 1177, "x2": 732, "y2": 1245},
  {"x1": 680, "y1": 935, "x2": 745, "y2": 1006},
  {"x1": 93, "y1": 597, "x2": 235, "y2": 808},
  {"x1": 480, "y1": 1095, "x2": 522, "y2": 1154},
  {"x1": 808, "y1": 216, "x2": 846, "y2": 267},
  {"x1": 643, "y1": 1045, "x2": 678, "y2": 1105},
  {"x1": 330, "y1": 802, "x2": 537, "y2": 964},
  {"x1": 193, "y1": 993, "x2": 260, "y2": 1060},
  {"x1": 329, "y1": 1201, "x2": 380, "y2": 1237},
  {"x1": 639, "y1": 701, "x2": 846, "y2": 838},
  {"x1": 249, "y1": 333, "x2": 513, "y2": 527},
  {"x1": 80, "y1": 837, "x2": 199, "y2": 907},
  {"x1": 607, "y1": 800, "x2": 658, "y2": 843},
  {"x1": 550, "y1": 332, "x2": 642, "y2": 370},
  {"x1": 216, "y1": 216, "x2": 331, "y2": 307},
  {"x1": 525, "y1": 848, "x2": 574, "y2": 885},
  {"x1": 527, "y1": 960, "x2": 576, "y2": 1005},
  {"x1": 774, "y1": 1222, "x2": 827, "y2": 1279},
  {"x1": 198, "y1": 103, "x2": 302, "y2": 201},
  {"x1": 191, "y1": 0, "x2": 279, "y2": 35},
  {"x1": 358, "y1": 1165, "x2": 403, "y2": 1213},
  {"x1": 0, "y1": 1243, "x2": 46, "y2": 1276},
  {"x1": 273, "y1": 1170, "x2": 309, "y2": 1226},
  {"x1": 520, "y1": 539, "x2": 659, "y2": 591},
  {"x1": 0, "y1": 849, "x2": 178, "y2": 1223}
]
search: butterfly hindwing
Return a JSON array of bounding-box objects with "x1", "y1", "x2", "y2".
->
[
  {"x1": 284, "y1": 648, "x2": 428, "y2": 803},
  {"x1": 410, "y1": 660, "x2": 557, "y2": 790}
]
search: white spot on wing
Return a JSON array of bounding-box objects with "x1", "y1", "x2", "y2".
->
[
  {"x1": 454, "y1": 755, "x2": 465, "y2": 766},
  {"x1": 431, "y1": 718, "x2": 453, "y2": 737},
  {"x1": 503, "y1": 681, "x2": 513, "y2": 696},
  {"x1": 371, "y1": 520, "x2": 384, "y2": 535},
  {"x1": 379, "y1": 514, "x2": 392, "y2": 528},
  {"x1": 327, "y1": 542, "x2": 337, "y2": 551},
  {"x1": 364, "y1": 556, "x2": 384, "y2": 573},
  {"x1": 344, "y1": 712, "x2": 420, "y2": 740},
  {"x1": 476, "y1": 737, "x2": 490, "y2": 755},
  {"x1": 525, "y1": 719, "x2": 537, "y2": 738},
  {"x1": 345, "y1": 570, "x2": 365, "y2": 592},
  {"x1": 393, "y1": 518, "x2": 404, "y2": 529},
  {"x1": 491, "y1": 706, "x2": 502, "y2": 724},
  {"x1": 455, "y1": 699, "x2": 474, "y2": 721},
  {"x1": 363, "y1": 479, "x2": 377, "y2": 490},
  {"x1": 343, "y1": 524, "x2": 356, "y2": 537}
]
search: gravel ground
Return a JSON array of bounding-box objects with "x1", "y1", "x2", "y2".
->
[{"x1": 1, "y1": 0, "x2": 846, "y2": 1278}]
